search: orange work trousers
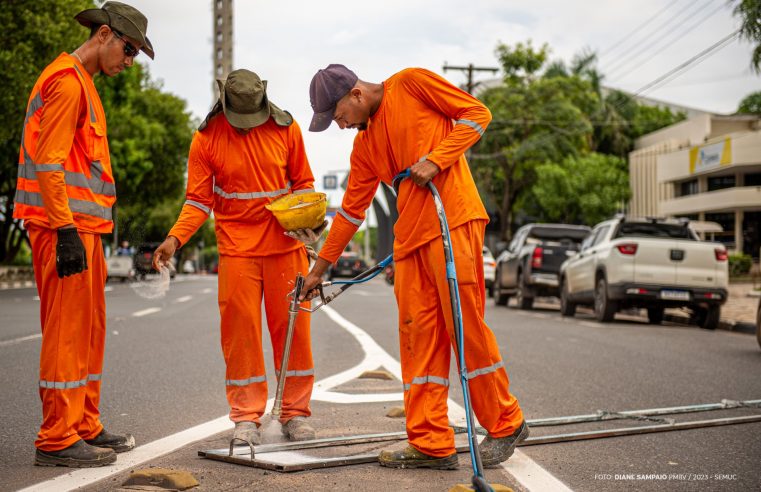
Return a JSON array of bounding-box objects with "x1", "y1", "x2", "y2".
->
[
  {"x1": 218, "y1": 248, "x2": 314, "y2": 424},
  {"x1": 28, "y1": 224, "x2": 106, "y2": 451},
  {"x1": 395, "y1": 219, "x2": 524, "y2": 457}
]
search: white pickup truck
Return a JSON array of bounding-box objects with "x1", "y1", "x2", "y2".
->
[{"x1": 559, "y1": 216, "x2": 729, "y2": 329}]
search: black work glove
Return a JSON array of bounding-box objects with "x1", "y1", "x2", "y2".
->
[{"x1": 56, "y1": 228, "x2": 87, "y2": 278}]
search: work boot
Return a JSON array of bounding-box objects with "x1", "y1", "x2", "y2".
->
[
  {"x1": 84, "y1": 429, "x2": 135, "y2": 453},
  {"x1": 233, "y1": 421, "x2": 261, "y2": 445},
  {"x1": 378, "y1": 445, "x2": 459, "y2": 470},
  {"x1": 281, "y1": 416, "x2": 315, "y2": 441},
  {"x1": 35, "y1": 439, "x2": 116, "y2": 468},
  {"x1": 479, "y1": 421, "x2": 529, "y2": 467}
]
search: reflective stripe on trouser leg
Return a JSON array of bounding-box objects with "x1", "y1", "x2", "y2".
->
[
  {"x1": 219, "y1": 255, "x2": 268, "y2": 423},
  {"x1": 432, "y1": 220, "x2": 523, "y2": 438},
  {"x1": 29, "y1": 225, "x2": 106, "y2": 451},
  {"x1": 395, "y1": 249, "x2": 456, "y2": 457},
  {"x1": 263, "y1": 248, "x2": 314, "y2": 423}
]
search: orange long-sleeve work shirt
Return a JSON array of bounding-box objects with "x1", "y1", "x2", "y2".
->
[
  {"x1": 319, "y1": 68, "x2": 490, "y2": 263},
  {"x1": 168, "y1": 115, "x2": 315, "y2": 256}
]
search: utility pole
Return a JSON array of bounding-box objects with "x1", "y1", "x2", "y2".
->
[
  {"x1": 442, "y1": 62, "x2": 499, "y2": 94},
  {"x1": 212, "y1": 0, "x2": 234, "y2": 97}
]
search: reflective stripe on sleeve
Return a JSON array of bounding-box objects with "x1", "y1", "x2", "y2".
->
[
  {"x1": 225, "y1": 375, "x2": 267, "y2": 387},
  {"x1": 403, "y1": 375, "x2": 449, "y2": 391},
  {"x1": 26, "y1": 93, "x2": 44, "y2": 122},
  {"x1": 338, "y1": 208, "x2": 363, "y2": 226},
  {"x1": 17, "y1": 163, "x2": 116, "y2": 197},
  {"x1": 455, "y1": 119, "x2": 485, "y2": 136},
  {"x1": 185, "y1": 200, "x2": 211, "y2": 215},
  {"x1": 88, "y1": 373, "x2": 102, "y2": 382}
]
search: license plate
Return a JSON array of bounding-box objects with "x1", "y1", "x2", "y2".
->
[{"x1": 660, "y1": 290, "x2": 690, "y2": 301}]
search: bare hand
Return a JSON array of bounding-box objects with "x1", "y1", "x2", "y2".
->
[
  {"x1": 410, "y1": 159, "x2": 440, "y2": 187},
  {"x1": 153, "y1": 236, "x2": 179, "y2": 272},
  {"x1": 298, "y1": 257, "x2": 332, "y2": 301},
  {"x1": 285, "y1": 220, "x2": 328, "y2": 245}
]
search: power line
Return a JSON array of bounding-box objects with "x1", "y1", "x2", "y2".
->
[
  {"x1": 631, "y1": 29, "x2": 740, "y2": 97},
  {"x1": 609, "y1": 1, "x2": 726, "y2": 80},
  {"x1": 604, "y1": 0, "x2": 715, "y2": 75},
  {"x1": 600, "y1": 0, "x2": 682, "y2": 58}
]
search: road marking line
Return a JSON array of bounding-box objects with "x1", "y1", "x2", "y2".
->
[
  {"x1": 132, "y1": 307, "x2": 161, "y2": 317},
  {"x1": 201, "y1": 288, "x2": 213, "y2": 294},
  {"x1": 22, "y1": 298, "x2": 570, "y2": 492},
  {"x1": 104, "y1": 286, "x2": 114, "y2": 292},
  {"x1": 0, "y1": 333, "x2": 42, "y2": 347},
  {"x1": 174, "y1": 295, "x2": 193, "y2": 303}
]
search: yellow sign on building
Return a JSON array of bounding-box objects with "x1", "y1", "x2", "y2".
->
[{"x1": 689, "y1": 138, "x2": 732, "y2": 174}]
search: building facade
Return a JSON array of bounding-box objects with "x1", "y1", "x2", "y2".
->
[{"x1": 629, "y1": 114, "x2": 761, "y2": 259}]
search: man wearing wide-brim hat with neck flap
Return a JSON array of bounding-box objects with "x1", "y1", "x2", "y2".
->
[
  {"x1": 153, "y1": 69, "x2": 323, "y2": 445},
  {"x1": 14, "y1": 1, "x2": 153, "y2": 468}
]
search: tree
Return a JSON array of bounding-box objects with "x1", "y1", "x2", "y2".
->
[
  {"x1": 473, "y1": 42, "x2": 597, "y2": 241},
  {"x1": 737, "y1": 91, "x2": 761, "y2": 114},
  {"x1": 94, "y1": 64, "x2": 196, "y2": 250},
  {"x1": 0, "y1": 0, "x2": 94, "y2": 263},
  {"x1": 734, "y1": 0, "x2": 761, "y2": 73},
  {"x1": 0, "y1": 1, "x2": 196, "y2": 263},
  {"x1": 532, "y1": 153, "x2": 631, "y2": 225}
]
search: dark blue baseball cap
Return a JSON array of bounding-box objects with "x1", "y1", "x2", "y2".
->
[{"x1": 309, "y1": 64, "x2": 358, "y2": 132}]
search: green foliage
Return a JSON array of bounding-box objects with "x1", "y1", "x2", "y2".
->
[
  {"x1": 728, "y1": 253, "x2": 753, "y2": 276},
  {"x1": 473, "y1": 40, "x2": 685, "y2": 240},
  {"x1": 95, "y1": 64, "x2": 196, "y2": 248},
  {"x1": 737, "y1": 91, "x2": 761, "y2": 114},
  {"x1": 734, "y1": 0, "x2": 761, "y2": 73},
  {"x1": 532, "y1": 153, "x2": 631, "y2": 225},
  {"x1": 0, "y1": 0, "x2": 94, "y2": 263}
]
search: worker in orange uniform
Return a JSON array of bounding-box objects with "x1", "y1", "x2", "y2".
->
[
  {"x1": 152, "y1": 69, "x2": 321, "y2": 446},
  {"x1": 13, "y1": 2, "x2": 154, "y2": 467},
  {"x1": 301, "y1": 64, "x2": 529, "y2": 469}
]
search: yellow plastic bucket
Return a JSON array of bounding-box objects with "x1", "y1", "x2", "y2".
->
[{"x1": 265, "y1": 192, "x2": 327, "y2": 231}]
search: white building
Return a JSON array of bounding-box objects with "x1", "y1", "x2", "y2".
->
[{"x1": 629, "y1": 114, "x2": 761, "y2": 259}]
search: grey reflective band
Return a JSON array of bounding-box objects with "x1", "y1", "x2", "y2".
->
[
  {"x1": 72, "y1": 65, "x2": 96, "y2": 123},
  {"x1": 466, "y1": 361, "x2": 504, "y2": 380},
  {"x1": 403, "y1": 375, "x2": 450, "y2": 391},
  {"x1": 275, "y1": 368, "x2": 315, "y2": 378},
  {"x1": 88, "y1": 373, "x2": 102, "y2": 382},
  {"x1": 26, "y1": 93, "x2": 44, "y2": 122},
  {"x1": 17, "y1": 162, "x2": 116, "y2": 197},
  {"x1": 14, "y1": 190, "x2": 113, "y2": 220},
  {"x1": 40, "y1": 376, "x2": 88, "y2": 390},
  {"x1": 225, "y1": 375, "x2": 267, "y2": 387},
  {"x1": 293, "y1": 188, "x2": 315, "y2": 195},
  {"x1": 338, "y1": 208, "x2": 363, "y2": 226},
  {"x1": 456, "y1": 119, "x2": 485, "y2": 136},
  {"x1": 214, "y1": 185, "x2": 290, "y2": 200},
  {"x1": 185, "y1": 200, "x2": 211, "y2": 215}
]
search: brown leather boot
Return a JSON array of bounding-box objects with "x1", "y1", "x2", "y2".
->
[{"x1": 35, "y1": 440, "x2": 116, "y2": 467}]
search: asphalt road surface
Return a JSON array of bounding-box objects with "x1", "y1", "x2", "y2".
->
[{"x1": 1, "y1": 275, "x2": 759, "y2": 491}]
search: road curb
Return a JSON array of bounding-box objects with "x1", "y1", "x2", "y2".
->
[
  {"x1": 664, "y1": 313, "x2": 756, "y2": 335},
  {"x1": 0, "y1": 280, "x2": 35, "y2": 290}
]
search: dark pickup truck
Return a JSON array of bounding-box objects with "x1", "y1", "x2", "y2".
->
[{"x1": 493, "y1": 223, "x2": 591, "y2": 309}]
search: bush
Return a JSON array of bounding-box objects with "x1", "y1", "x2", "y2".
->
[{"x1": 728, "y1": 253, "x2": 752, "y2": 276}]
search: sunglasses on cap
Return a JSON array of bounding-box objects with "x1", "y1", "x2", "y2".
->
[{"x1": 112, "y1": 29, "x2": 140, "y2": 58}]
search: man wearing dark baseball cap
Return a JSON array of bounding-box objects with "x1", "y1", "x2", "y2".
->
[
  {"x1": 15, "y1": 1, "x2": 153, "y2": 468},
  {"x1": 303, "y1": 65, "x2": 528, "y2": 470}
]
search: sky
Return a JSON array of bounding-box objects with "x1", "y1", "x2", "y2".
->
[{"x1": 119, "y1": 0, "x2": 759, "y2": 197}]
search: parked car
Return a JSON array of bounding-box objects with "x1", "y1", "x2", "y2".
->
[
  {"x1": 106, "y1": 254, "x2": 135, "y2": 282},
  {"x1": 328, "y1": 251, "x2": 368, "y2": 280},
  {"x1": 493, "y1": 223, "x2": 591, "y2": 309},
  {"x1": 483, "y1": 246, "x2": 496, "y2": 294},
  {"x1": 559, "y1": 216, "x2": 728, "y2": 329}
]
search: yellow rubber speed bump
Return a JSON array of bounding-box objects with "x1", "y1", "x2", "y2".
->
[
  {"x1": 266, "y1": 192, "x2": 327, "y2": 231},
  {"x1": 449, "y1": 484, "x2": 513, "y2": 492}
]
